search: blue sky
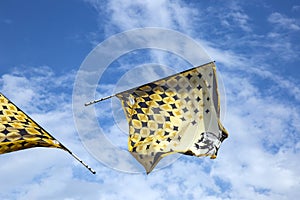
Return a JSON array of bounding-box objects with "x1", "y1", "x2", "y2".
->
[{"x1": 1, "y1": 0, "x2": 300, "y2": 199}]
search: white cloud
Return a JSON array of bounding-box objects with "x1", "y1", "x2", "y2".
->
[
  {"x1": 1, "y1": 48, "x2": 300, "y2": 200},
  {"x1": 211, "y1": 71, "x2": 300, "y2": 199},
  {"x1": 268, "y1": 12, "x2": 300, "y2": 31},
  {"x1": 0, "y1": 67, "x2": 100, "y2": 200},
  {"x1": 1, "y1": 1, "x2": 300, "y2": 200},
  {"x1": 206, "y1": 1, "x2": 252, "y2": 32},
  {"x1": 198, "y1": 38, "x2": 300, "y2": 103},
  {"x1": 292, "y1": 5, "x2": 300, "y2": 11},
  {"x1": 0, "y1": 66, "x2": 75, "y2": 112},
  {"x1": 86, "y1": 0, "x2": 198, "y2": 35},
  {"x1": 81, "y1": 1, "x2": 300, "y2": 199},
  {"x1": 224, "y1": 9, "x2": 251, "y2": 32}
]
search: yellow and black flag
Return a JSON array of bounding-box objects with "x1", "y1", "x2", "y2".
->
[
  {"x1": 86, "y1": 61, "x2": 228, "y2": 174},
  {"x1": 0, "y1": 93, "x2": 95, "y2": 174}
]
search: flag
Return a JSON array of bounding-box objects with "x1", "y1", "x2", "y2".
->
[
  {"x1": 0, "y1": 93, "x2": 96, "y2": 174},
  {"x1": 0, "y1": 93, "x2": 65, "y2": 153},
  {"x1": 116, "y1": 61, "x2": 228, "y2": 173}
]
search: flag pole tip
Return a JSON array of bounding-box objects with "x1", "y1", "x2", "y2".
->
[
  {"x1": 67, "y1": 149, "x2": 96, "y2": 174},
  {"x1": 90, "y1": 169, "x2": 96, "y2": 174}
]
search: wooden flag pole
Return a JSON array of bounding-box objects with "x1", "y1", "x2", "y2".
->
[{"x1": 84, "y1": 95, "x2": 115, "y2": 106}]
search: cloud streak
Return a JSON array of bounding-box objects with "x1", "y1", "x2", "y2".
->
[
  {"x1": 268, "y1": 12, "x2": 300, "y2": 31},
  {"x1": 1, "y1": 0, "x2": 300, "y2": 199}
]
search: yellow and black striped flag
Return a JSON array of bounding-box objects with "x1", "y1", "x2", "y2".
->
[
  {"x1": 0, "y1": 93, "x2": 95, "y2": 174},
  {"x1": 116, "y1": 62, "x2": 228, "y2": 173}
]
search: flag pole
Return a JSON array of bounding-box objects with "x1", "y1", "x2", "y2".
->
[
  {"x1": 84, "y1": 95, "x2": 115, "y2": 106},
  {"x1": 84, "y1": 61, "x2": 217, "y2": 107},
  {"x1": 65, "y1": 148, "x2": 96, "y2": 174}
]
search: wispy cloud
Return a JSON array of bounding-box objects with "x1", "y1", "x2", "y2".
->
[
  {"x1": 268, "y1": 12, "x2": 300, "y2": 31},
  {"x1": 86, "y1": 0, "x2": 198, "y2": 36},
  {"x1": 292, "y1": 5, "x2": 300, "y2": 11},
  {"x1": 1, "y1": 18, "x2": 12, "y2": 25},
  {"x1": 2, "y1": 0, "x2": 300, "y2": 199},
  {"x1": 0, "y1": 66, "x2": 75, "y2": 112},
  {"x1": 0, "y1": 67, "x2": 101, "y2": 199},
  {"x1": 218, "y1": 2, "x2": 252, "y2": 32},
  {"x1": 79, "y1": 1, "x2": 300, "y2": 199}
]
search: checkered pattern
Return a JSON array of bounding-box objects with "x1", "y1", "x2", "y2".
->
[
  {"x1": 0, "y1": 93, "x2": 65, "y2": 154},
  {"x1": 117, "y1": 62, "x2": 228, "y2": 173}
]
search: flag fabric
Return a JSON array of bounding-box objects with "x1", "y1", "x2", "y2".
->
[
  {"x1": 0, "y1": 93, "x2": 66, "y2": 154},
  {"x1": 0, "y1": 93, "x2": 96, "y2": 174},
  {"x1": 116, "y1": 61, "x2": 228, "y2": 173}
]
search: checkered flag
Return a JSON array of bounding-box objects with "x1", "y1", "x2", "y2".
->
[
  {"x1": 0, "y1": 93, "x2": 95, "y2": 174},
  {"x1": 116, "y1": 62, "x2": 228, "y2": 173}
]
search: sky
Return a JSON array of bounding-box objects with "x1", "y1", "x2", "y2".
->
[{"x1": 0, "y1": 0, "x2": 300, "y2": 199}]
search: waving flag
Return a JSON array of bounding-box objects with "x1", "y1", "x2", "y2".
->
[
  {"x1": 86, "y1": 61, "x2": 228, "y2": 174},
  {"x1": 0, "y1": 93, "x2": 95, "y2": 174}
]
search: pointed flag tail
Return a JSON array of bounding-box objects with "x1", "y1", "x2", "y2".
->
[
  {"x1": 0, "y1": 93, "x2": 95, "y2": 174},
  {"x1": 116, "y1": 61, "x2": 228, "y2": 173}
]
